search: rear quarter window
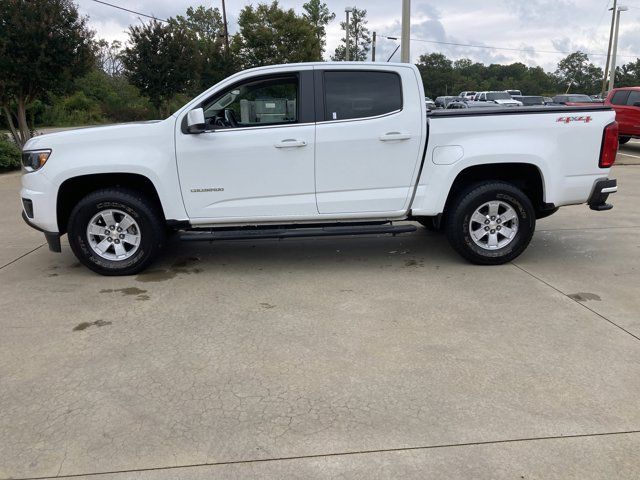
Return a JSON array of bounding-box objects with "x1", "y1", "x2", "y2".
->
[
  {"x1": 611, "y1": 90, "x2": 630, "y2": 105},
  {"x1": 627, "y1": 91, "x2": 640, "y2": 107},
  {"x1": 324, "y1": 71, "x2": 402, "y2": 121}
]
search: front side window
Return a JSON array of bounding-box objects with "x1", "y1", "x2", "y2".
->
[
  {"x1": 627, "y1": 91, "x2": 640, "y2": 106},
  {"x1": 324, "y1": 71, "x2": 402, "y2": 121},
  {"x1": 203, "y1": 75, "x2": 298, "y2": 129}
]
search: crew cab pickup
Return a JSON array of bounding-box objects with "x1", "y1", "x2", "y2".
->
[
  {"x1": 605, "y1": 86, "x2": 640, "y2": 144},
  {"x1": 20, "y1": 63, "x2": 619, "y2": 275}
]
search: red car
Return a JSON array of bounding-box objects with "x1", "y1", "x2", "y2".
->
[{"x1": 605, "y1": 87, "x2": 640, "y2": 144}]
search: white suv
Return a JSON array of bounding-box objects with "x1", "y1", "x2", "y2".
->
[{"x1": 475, "y1": 91, "x2": 523, "y2": 106}]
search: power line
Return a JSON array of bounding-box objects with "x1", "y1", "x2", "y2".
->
[
  {"x1": 90, "y1": 0, "x2": 168, "y2": 23},
  {"x1": 382, "y1": 35, "x2": 640, "y2": 59}
]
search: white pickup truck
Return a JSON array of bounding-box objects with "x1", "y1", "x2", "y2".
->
[{"x1": 20, "y1": 62, "x2": 619, "y2": 275}]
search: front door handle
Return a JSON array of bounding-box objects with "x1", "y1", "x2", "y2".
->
[
  {"x1": 379, "y1": 132, "x2": 412, "y2": 141},
  {"x1": 275, "y1": 139, "x2": 307, "y2": 148}
]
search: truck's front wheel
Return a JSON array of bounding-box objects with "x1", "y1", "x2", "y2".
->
[
  {"x1": 445, "y1": 182, "x2": 535, "y2": 265},
  {"x1": 68, "y1": 188, "x2": 165, "y2": 275}
]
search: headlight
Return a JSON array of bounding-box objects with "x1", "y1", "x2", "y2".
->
[{"x1": 22, "y1": 149, "x2": 51, "y2": 172}]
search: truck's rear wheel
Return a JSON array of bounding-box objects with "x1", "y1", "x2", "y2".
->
[
  {"x1": 68, "y1": 188, "x2": 165, "y2": 275},
  {"x1": 445, "y1": 182, "x2": 535, "y2": 265},
  {"x1": 619, "y1": 136, "x2": 631, "y2": 145}
]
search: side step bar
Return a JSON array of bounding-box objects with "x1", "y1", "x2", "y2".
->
[{"x1": 179, "y1": 224, "x2": 417, "y2": 242}]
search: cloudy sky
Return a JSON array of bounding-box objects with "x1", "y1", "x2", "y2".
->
[{"x1": 77, "y1": 0, "x2": 640, "y2": 71}]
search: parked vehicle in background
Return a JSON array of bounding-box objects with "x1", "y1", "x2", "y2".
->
[
  {"x1": 512, "y1": 95, "x2": 545, "y2": 106},
  {"x1": 552, "y1": 94, "x2": 601, "y2": 106},
  {"x1": 20, "y1": 62, "x2": 619, "y2": 275},
  {"x1": 459, "y1": 91, "x2": 477, "y2": 101},
  {"x1": 434, "y1": 96, "x2": 460, "y2": 109},
  {"x1": 446, "y1": 101, "x2": 501, "y2": 109},
  {"x1": 476, "y1": 91, "x2": 523, "y2": 106},
  {"x1": 543, "y1": 97, "x2": 555, "y2": 105},
  {"x1": 506, "y1": 90, "x2": 522, "y2": 97},
  {"x1": 425, "y1": 97, "x2": 436, "y2": 110},
  {"x1": 605, "y1": 86, "x2": 640, "y2": 144}
]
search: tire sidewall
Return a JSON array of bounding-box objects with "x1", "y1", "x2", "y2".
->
[
  {"x1": 454, "y1": 184, "x2": 535, "y2": 263},
  {"x1": 69, "y1": 194, "x2": 159, "y2": 274}
]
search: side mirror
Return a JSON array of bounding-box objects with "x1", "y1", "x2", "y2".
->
[{"x1": 187, "y1": 108, "x2": 206, "y2": 134}]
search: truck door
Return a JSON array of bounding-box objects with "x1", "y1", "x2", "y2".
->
[
  {"x1": 175, "y1": 70, "x2": 317, "y2": 220},
  {"x1": 314, "y1": 67, "x2": 425, "y2": 214}
]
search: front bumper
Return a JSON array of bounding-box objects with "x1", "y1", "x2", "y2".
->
[
  {"x1": 588, "y1": 178, "x2": 617, "y2": 211},
  {"x1": 22, "y1": 211, "x2": 61, "y2": 252}
]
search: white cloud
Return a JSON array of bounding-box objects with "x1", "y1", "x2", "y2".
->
[{"x1": 76, "y1": 0, "x2": 640, "y2": 70}]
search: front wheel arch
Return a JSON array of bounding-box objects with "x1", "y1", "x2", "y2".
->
[{"x1": 57, "y1": 173, "x2": 165, "y2": 234}]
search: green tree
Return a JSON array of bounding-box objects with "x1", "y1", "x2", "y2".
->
[
  {"x1": 616, "y1": 59, "x2": 640, "y2": 88},
  {"x1": 555, "y1": 52, "x2": 603, "y2": 94},
  {"x1": 302, "y1": 0, "x2": 335, "y2": 59},
  {"x1": 96, "y1": 39, "x2": 123, "y2": 77},
  {"x1": 170, "y1": 6, "x2": 237, "y2": 90},
  {"x1": 234, "y1": 2, "x2": 321, "y2": 68},
  {"x1": 0, "y1": 0, "x2": 94, "y2": 147},
  {"x1": 121, "y1": 20, "x2": 199, "y2": 115},
  {"x1": 416, "y1": 53, "x2": 455, "y2": 98},
  {"x1": 332, "y1": 8, "x2": 371, "y2": 61}
]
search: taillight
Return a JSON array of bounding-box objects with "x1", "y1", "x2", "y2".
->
[{"x1": 599, "y1": 121, "x2": 618, "y2": 168}]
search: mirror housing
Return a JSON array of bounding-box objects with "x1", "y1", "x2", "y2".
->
[{"x1": 187, "y1": 108, "x2": 206, "y2": 133}]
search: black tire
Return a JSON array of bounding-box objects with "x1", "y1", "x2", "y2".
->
[
  {"x1": 445, "y1": 181, "x2": 535, "y2": 265},
  {"x1": 68, "y1": 188, "x2": 165, "y2": 275},
  {"x1": 619, "y1": 136, "x2": 631, "y2": 145},
  {"x1": 417, "y1": 216, "x2": 442, "y2": 232}
]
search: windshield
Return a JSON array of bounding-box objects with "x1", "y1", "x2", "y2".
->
[
  {"x1": 566, "y1": 95, "x2": 593, "y2": 102},
  {"x1": 522, "y1": 96, "x2": 544, "y2": 105},
  {"x1": 486, "y1": 92, "x2": 512, "y2": 101}
]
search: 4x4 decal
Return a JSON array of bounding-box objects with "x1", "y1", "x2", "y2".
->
[{"x1": 557, "y1": 116, "x2": 592, "y2": 124}]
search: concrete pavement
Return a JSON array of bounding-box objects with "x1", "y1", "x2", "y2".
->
[{"x1": 1, "y1": 162, "x2": 639, "y2": 479}]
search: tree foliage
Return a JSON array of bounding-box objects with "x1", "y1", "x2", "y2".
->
[
  {"x1": 332, "y1": 8, "x2": 371, "y2": 61},
  {"x1": 302, "y1": 0, "x2": 335, "y2": 58},
  {"x1": 96, "y1": 39, "x2": 123, "y2": 77},
  {"x1": 170, "y1": 6, "x2": 236, "y2": 89},
  {"x1": 415, "y1": 51, "x2": 610, "y2": 98},
  {"x1": 234, "y1": 1, "x2": 322, "y2": 68},
  {"x1": 0, "y1": 0, "x2": 95, "y2": 147},
  {"x1": 121, "y1": 20, "x2": 199, "y2": 113},
  {"x1": 554, "y1": 51, "x2": 603, "y2": 94}
]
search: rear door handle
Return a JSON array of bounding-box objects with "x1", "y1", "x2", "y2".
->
[
  {"x1": 379, "y1": 132, "x2": 412, "y2": 141},
  {"x1": 274, "y1": 139, "x2": 307, "y2": 148}
]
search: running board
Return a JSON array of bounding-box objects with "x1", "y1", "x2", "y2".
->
[{"x1": 179, "y1": 224, "x2": 417, "y2": 242}]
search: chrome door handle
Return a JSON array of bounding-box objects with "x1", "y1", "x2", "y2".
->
[
  {"x1": 379, "y1": 132, "x2": 412, "y2": 141},
  {"x1": 274, "y1": 139, "x2": 307, "y2": 148}
]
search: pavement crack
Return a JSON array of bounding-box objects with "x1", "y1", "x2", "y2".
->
[
  {"x1": 512, "y1": 262, "x2": 640, "y2": 343},
  {"x1": 0, "y1": 243, "x2": 45, "y2": 270},
  {"x1": 8, "y1": 430, "x2": 640, "y2": 480}
]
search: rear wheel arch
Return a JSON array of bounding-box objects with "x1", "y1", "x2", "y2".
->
[
  {"x1": 443, "y1": 163, "x2": 547, "y2": 218},
  {"x1": 57, "y1": 173, "x2": 165, "y2": 234}
]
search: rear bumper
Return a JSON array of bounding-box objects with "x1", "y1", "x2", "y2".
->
[
  {"x1": 22, "y1": 211, "x2": 61, "y2": 252},
  {"x1": 588, "y1": 178, "x2": 617, "y2": 211}
]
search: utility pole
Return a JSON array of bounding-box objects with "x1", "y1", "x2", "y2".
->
[
  {"x1": 345, "y1": 7, "x2": 353, "y2": 61},
  {"x1": 609, "y1": 5, "x2": 628, "y2": 92},
  {"x1": 372, "y1": 31, "x2": 376, "y2": 62},
  {"x1": 221, "y1": 0, "x2": 230, "y2": 54},
  {"x1": 601, "y1": 0, "x2": 617, "y2": 96},
  {"x1": 400, "y1": 0, "x2": 411, "y2": 62}
]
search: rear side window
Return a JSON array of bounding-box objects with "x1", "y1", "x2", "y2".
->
[
  {"x1": 611, "y1": 90, "x2": 630, "y2": 105},
  {"x1": 627, "y1": 91, "x2": 640, "y2": 106},
  {"x1": 324, "y1": 71, "x2": 402, "y2": 121}
]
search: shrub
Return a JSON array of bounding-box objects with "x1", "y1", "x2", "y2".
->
[{"x1": 0, "y1": 135, "x2": 21, "y2": 171}]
